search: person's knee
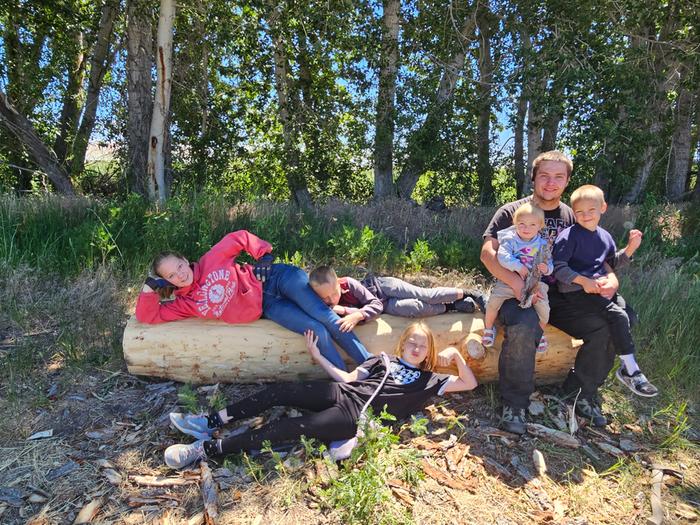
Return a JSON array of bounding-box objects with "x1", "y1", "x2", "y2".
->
[{"x1": 499, "y1": 299, "x2": 540, "y2": 328}]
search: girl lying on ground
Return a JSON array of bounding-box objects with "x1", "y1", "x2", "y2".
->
[
  {"x1": 164, "y1": 321, "x2": 478, "y2": 468},
  {"x1": 135, "y1": 229, "x2": 370, "y2": 370}
]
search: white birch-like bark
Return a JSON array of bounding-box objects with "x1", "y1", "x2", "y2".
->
[{"x1": 147, "y1": 0, "x2": 175, "y2": 204}]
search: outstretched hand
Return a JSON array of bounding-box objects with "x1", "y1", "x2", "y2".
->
[
  {"x1": 304, "y1": 329, "x2": 322, "y2": 362},
  {"x1": 336, "y1": 311, "x2": 363, "y2": 333},
  {"x1": 437, "y1": 347, "x2": 460, "y2": 368}
]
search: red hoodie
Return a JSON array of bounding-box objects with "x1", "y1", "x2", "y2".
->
[{"x1": 135, "y1": 230, "x2": 272, "y2": 324}]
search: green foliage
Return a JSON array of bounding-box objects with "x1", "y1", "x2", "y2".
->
[
  {"x1": 177, "y1": 384, "x2": 200, "y2": 414},
  {"x1": 407, "y1": 415, "x2": 429, "y2": 436},
  {"x1": 404, "y1": 238, "x2": 437, "y2": 273},
  {"x1": 321, "y1": 407, "x2": 421, "y2": 525}
]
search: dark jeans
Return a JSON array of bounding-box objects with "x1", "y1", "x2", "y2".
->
[
  {"x1": 548, "y1": 288, "x2": 637, "y2": 399},
  {"x1": 559, "y1": 291, "x2": 636, "y2": 356},
  {"x1": 497, "y1": 299, "x2": 543, "y2": 410},
  {"x1": 217, "y1": 382, "x2": 358, "y2": 455},
  {"x1": 262, "y1": 264, "x2": 371, "y2": 370}
]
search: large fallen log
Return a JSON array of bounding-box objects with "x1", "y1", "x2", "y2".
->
[{"x1": 123, "y1": 313, "x2": 581, "y2": 384}]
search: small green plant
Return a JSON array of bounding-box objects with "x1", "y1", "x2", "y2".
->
[
  {"x1": 241, "y1": 452, "x2": 266, "y2": 484},
  {"x1": 177, "y1": 384, "x2": 200, "y2": 414},
  {"x1": 208, "y1": 390, "x2": 227, "y2": 412},
  {"x1": 405, "y1": 238, "x2": 437, "y2": 273},
  {"x1": 408, "y1": 415, "x2": 429, "y2": 436},
  {"x1": 261, "y1": 439, "x2": 288, "y2": 476},
  {"x1": 321, "y1": 407, "x2": 420, "y2": 524}
]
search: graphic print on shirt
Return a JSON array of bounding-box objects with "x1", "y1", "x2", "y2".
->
[
  {"x1": 195, "y1": 268, "x2": 237, "y2": 317},
  {"x1": 389, "y1": 361, "x2": 421, "y2": 385},
  {"x1": 514, "y1": 245, "x2": 541, "y2": 268},
  {"x1": 542, "y1": 217, "x2": 569, "y2": 245}
]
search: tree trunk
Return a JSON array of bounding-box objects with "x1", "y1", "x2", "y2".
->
[
  {"x1": 524, "y1": 89, "x2": 544, "y2": 196},
  {"x1": 71, "y1": 0, "x2": 119, "y2": 179},
  {"x1": 666, "y1": 76, "x2": 694, "y2": 201},
  {"x1": 266, "y1": 3, "x2": 312, "y2": 208},
  {"x1": 395, "y1": 10, "x2": 477, "y2": 199},
  {"x1": 373, "y1": 0, "x2": 400, "y2": 200},
  {"x1": 476, "y1": 10, "x2": 494, "y2": 205},
  {"x1": 126, "y1": 0, "x2": 153, "y2": 197},
  {"x1": 4, "y1": 3, "x2": 48, "y2": 191},
  {"x1": 146, "y1": 0, "x2": 175, "y2": 204},
  {"x1": 513, "y1": 89, "x2": 527, "y2": 197},
  {"x1": 0, "y1": 92, "x2": 76, "y2": 195},
  {"x1": 54, "y1": 32, "x2": 86, "y2": 167}
]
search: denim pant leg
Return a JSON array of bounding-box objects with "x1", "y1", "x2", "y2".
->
[
  {"x1": 264, "y1": 296, "x2": 347, "y2": 369},
  {"x1": 267, "y1": 265, "x2": 371, "y2": 365},
  {"x1": 497, "y1": 299, "x2": 542, "y2": 410},
  {"x1": 548, "y1": 289, "x2": 616, "y2": 398}
]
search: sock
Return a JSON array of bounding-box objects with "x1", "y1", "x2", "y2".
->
[
  {"x1": 207, "y1": 411, "x2": 224, "y2": 429},
  {"x1": 203, "y1": 439, "x2": 222, "y2": 456},
  {"x1": 619, "y1": 354, "x2": 641, "y2": 375}
]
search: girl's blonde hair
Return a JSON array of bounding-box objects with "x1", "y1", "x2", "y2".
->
[
  {"x1": 394, "y1": 321, "x2": 437, "y2": 371},
  {"x1": 513, "y1": 202, "x2": 545, "y2": 228}
]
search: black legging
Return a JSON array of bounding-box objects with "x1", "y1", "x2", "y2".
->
[{"x1": 217, "y1": 382, "x2": 358, "y2": 455}]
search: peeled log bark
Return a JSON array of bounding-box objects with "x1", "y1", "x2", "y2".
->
[{"x1": 124, "y1": 313, "x2": 581, "y2": 385}]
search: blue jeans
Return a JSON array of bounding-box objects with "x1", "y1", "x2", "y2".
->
[{"x1": 262, "y1": 264, "x2": 371, "y2": 370}]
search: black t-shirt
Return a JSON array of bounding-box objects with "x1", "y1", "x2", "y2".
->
[
  {"x1": 338, "y1": 355, "x2": 451, "y2": 420},
  {"x1": 483, "y1": 196, "x2": 575, "y2": 246}
]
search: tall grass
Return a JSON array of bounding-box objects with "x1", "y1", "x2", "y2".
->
[
  {"x1": 622, "y1": 254, "x2": 700, "y2": 400},
  {"x1": 0, "y1": 193, "x2": 493, "y2": 276}
]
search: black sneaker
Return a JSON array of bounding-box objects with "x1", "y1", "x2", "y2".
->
[
  {"x1": 453, "y1": 297, "x2": 476, "y2": 313},
  {"x1": 615, "y1": 368, "x2": 659, "y2": 398},
  {"x1": 464, "y1": 290, "x2": 487, "y2": 312},
  {"x1": 499, "y1": 405, "x2": 526, "y2": 434},
  {"x1": 575, "y1": 397, "x2": 607, "y2": 427}
]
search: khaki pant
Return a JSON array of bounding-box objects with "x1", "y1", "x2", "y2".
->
[{"x1": 486, "y1": 281, "x2": 550, "y2": 325}]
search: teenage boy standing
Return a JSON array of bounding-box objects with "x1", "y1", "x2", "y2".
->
[{"x1": 481, "y1": 151, "x2": 625, "y2": 434}]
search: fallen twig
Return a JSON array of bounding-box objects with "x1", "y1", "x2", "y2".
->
[
  {"x1": 526, "y1": 423, "x2": 580, "y2": 449},
  {"x1": 201, "y1": 461, "x2": 219, "y2": 525},
  {"x1": 128, "y1": 474, "x2": 197, "y2": 487}
]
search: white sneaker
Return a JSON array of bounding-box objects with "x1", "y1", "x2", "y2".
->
[{"x1": 164, "y1": 439, "x2": 207, "y2": 469}]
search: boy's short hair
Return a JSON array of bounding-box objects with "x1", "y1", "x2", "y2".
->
[
  {"x1": 531, "y1": 150, "x2": 574, "y2": 180},
  {"x1": 309, "y1": 265, "x2": 338, "y2": 287},
  {"x1": 513, "y1": 202, "x2": 545, "y2": 227},
  {"x1": 570, "y1": 184, "x2": 606, "y2": 207}
]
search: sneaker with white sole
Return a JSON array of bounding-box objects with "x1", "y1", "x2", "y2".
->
[
  {"x1": 575, "y1": 397, "x2": 607, "y2": 427},
  {"x1": 164, "y1": 439, "x2": 208, "y2": 469},
  {"x1": 169, "y1": 413, "x2": 217, "y2": 440},
  {"x1": 499, "y1": 405, "x2": 526, "y2": 434},
  {"x1": 615, "y1": 368, "x2": 659, "y2": 398}
]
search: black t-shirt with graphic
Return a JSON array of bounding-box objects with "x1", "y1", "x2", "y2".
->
[
  {"x1": 338, "y1": 355, "x2": 451, "y2": 420},
  {"x1": 483, "y1": 196, "x2": 575, "y2": 246}
]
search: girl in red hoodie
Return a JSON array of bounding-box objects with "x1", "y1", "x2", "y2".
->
[{"x1": 135, "y1": 230, "x2": 370, "y2": 370}]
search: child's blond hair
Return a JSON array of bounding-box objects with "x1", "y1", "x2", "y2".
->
[
  {"x1": 394, "y1": 321, "x2": 437, "y2": 371},
  {"x1": 513, "y1": 202, "x2": 545, "y2": 228},
  {"x1": 570, "y1": 184, "x2": 606, "y2": 207},
  {"x1": 309, "y1": 265, "x2": 338, "y2": 287}
]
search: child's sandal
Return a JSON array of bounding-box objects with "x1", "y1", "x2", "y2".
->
[
  {"x1": 482, "y1": 327, "x2": 497, "y2": 348},
  {"x1": 537, "y1": 335, "x2": 548, "y2": 353}
]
